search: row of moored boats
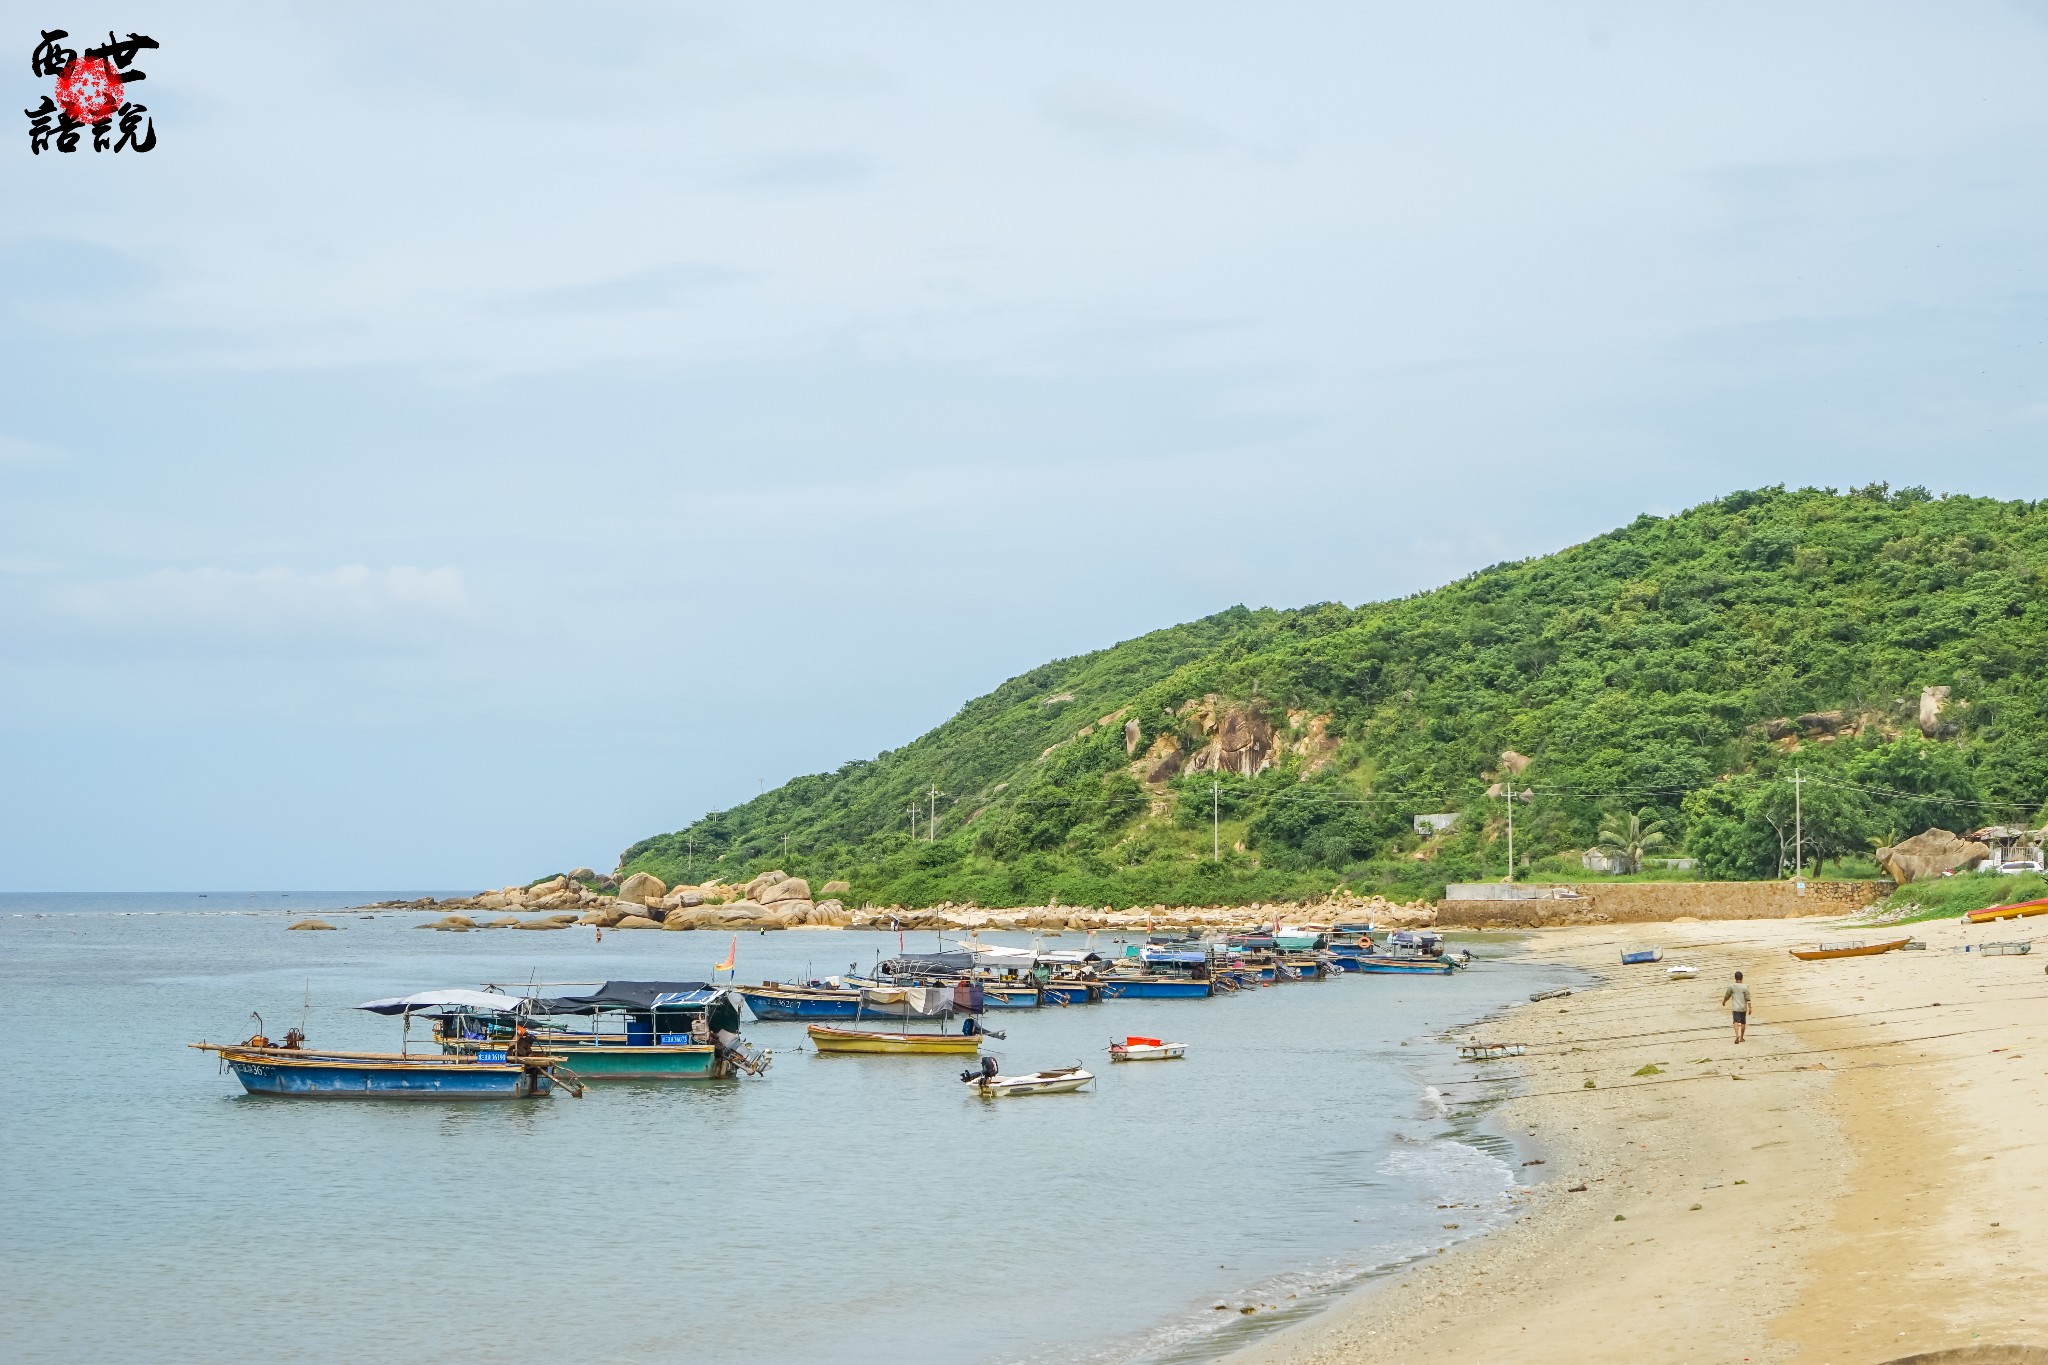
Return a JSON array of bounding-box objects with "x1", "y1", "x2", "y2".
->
[{"x1": 191, "y1": 925, "x2": 1469, "y2": 1099}]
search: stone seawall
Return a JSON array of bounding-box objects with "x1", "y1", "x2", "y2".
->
[{"x1": 1433, "y1": 879, "x2": 1892, "y2": 928}]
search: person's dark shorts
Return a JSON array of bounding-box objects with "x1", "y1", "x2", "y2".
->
[{"x1": 1732, "y1": 1011, "x2": 1747, "y2": 1024}]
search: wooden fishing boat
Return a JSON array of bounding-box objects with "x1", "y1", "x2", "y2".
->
[
  {"x1": 736, "y1": 981, "x2": 865, "y2": 1022},
  {"x1": 438, "y1": 982, "x2": 769, "y2": 1080},
  {"x1": 1353, "y1": 955, "x2": 1457, "y2": 976},
  {"x1": 1788, "y1": 937, "x2": 1912, "y2": 961},
  {"x1": 972, "y1": 1065, "x2": 1094, "y2": 1096},
  {"x1": 193, "y1": 1043, "x2": 566, "y2": 1098},
  {"x1": 979, "y1": 981, "x2": 1043, "y2": 1010},
  {"x1": 1965, "y1": 897, "x2": 2048, "y2": 925},
  {"x1": 1039, "y1": 977, "x2": 1102, "y2": 1006},
  {"x1": 806, "y1": 1025, "x2": 981, "y2": 1055},
  {"x1": 1098, "y1": 974, "x2": 1212, "y2": 999},
  {"x1": 1457, "y1": 1042, "x2": 1526, "y2": 1060},
  {"x1": 1108, "y1": 1036, "x2": 1186, "y2": 1062}
]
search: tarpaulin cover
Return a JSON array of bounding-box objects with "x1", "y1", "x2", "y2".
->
[
  {"x1": 1140, "y1": 950, "x2": 1209, "y2": 965},
  {"x1": 877, "y1": 952, "x2": 975, "y2": 975},
  {"x1": 534, "y1": 981, "x2": 723, "y2": 1013},
  {"x1": 860, "y1": 985, "x2": 954, "y2": 1017},
  {"x1": 355, "y1": 989, "x2": 534, "y2": 1016}
]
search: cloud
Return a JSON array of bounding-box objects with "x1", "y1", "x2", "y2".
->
[
  {"x1": 1039, "y1": 86, "x2": 1225, "y2": 155},
  {"x1": 51, "y1": 565, "x2": 470, "y2": 651}
]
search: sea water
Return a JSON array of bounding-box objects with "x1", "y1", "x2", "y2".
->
[{"x1": 0, "y1": 895, "x2": 1576, "y2": 1365}]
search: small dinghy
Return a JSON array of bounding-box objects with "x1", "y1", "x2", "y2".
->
[
  {"x1": 1666, "y1": 965, "x2": 1699, "y2": 981},
  {"x1": 1108, "y1": 1036, "x2": 1186, "y2": 1062},
  {"x1": 1620, "y1": 947, "x2": 1663, "y2": 965},
  {"x1": 962, "y1": 1058, "x2": 1094, "y2": 1096}
]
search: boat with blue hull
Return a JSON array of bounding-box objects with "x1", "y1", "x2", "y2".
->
[
  {"x1": 738, "y1": 982, "x2": 866, "y2": 1022},
  {"x1": 1039, "y1": 979, "x2": 1102, "y2": 1006},
  {"x1": 195, "y1": 1043, "x2": 563, "y2": 1098},
  {"x1": 980, "y1": 982, "x2": 1042, "y2": 1009},
  {"x1": 439, "y1": 981, "x2": 769, "y2": 1080},
  {"x1": 1098, "y1": 977, "x2": 1213, "y2": 999},
  {"x1": 1352, "y1": 956, "x2": 1458, "y2": 976}
]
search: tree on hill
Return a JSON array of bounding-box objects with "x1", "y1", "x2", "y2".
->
[{"x1": 1595, "y1": 809, "x2": 1668, "y2": 874}]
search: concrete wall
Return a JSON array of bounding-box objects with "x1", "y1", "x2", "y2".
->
[{"x1": 1433, "y1": 879, "x2": 1892, "y2": 928}]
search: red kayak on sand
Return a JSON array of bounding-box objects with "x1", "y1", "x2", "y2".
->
[{"x1": 1965, "y1": 897, "x2": 2048, "y2": 925}]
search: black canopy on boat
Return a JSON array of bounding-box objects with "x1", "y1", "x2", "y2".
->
[
  {"x1": 535, "y1": 981, "x2": 722, "y2": 1013},
  {"x1": 534, "y1": 981, "x2": 744, "y2": 1035}
]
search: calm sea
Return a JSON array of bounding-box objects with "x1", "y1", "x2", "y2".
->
[{"x1": 0, "y1": 894, "x2": 1575, "y2": 1365}]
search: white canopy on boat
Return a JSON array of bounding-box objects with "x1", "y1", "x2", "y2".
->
[{"x1": 355, "y1": 989, "x2": 533, "y2": 1016}]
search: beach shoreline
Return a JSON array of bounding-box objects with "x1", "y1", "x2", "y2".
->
[{"x1": 1220, "y1": 914, "x2": 2048, "y2": 1365}]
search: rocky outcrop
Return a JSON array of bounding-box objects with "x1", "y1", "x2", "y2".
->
[
  {"x1": 615, "y1": 913, "x2": 663, "y2": 930},
  {"x1": 1179, "y1": 697, "x2": 1279, "y2": 778},
  {"x1": 528, "y1": 875, "x2": 569, "y2": 897},
  {"x1": 1124, "y1": 717, "x2": 1142, "y2": 756},
  {"x1": 618, "y1": 872, "x2": 667, "y2": 906},
  {"x1": 287, "y1": 919, "x2": 337, "y2": 930},
  {"x1": 1919, "y1": 685, "x2": 1952, "y2": 737},
  {"x1": 1876, "y1": 828, "x2": 1991, "y2": 884},
  {"x1": 821, "y1": 880, "x2": 851, "y2": 896},
  {"x1": 567, "y1": 867, "x2": 597, "y2": 882},
  {"x1": 1499, "y1": 750, "x2": 1530, "y2": 776}
]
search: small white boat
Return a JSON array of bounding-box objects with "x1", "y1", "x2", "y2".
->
[
  {"x1": 975, "y1": 1065, "x2": 1095, "y2": 1097},
  {"x1": 1666, "y1": 965, "x2": 1699, "y2": 981},
  {"x1": 1108, "y1": 1035, "x2": 1186, "y2": 1062}
]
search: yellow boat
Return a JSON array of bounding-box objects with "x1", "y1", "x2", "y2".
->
[
  {"x1": 806, "y1": 1025, "x2": 981, "y2": 1055},
  {"x1": 1966, "y1": 897, "x2": 2048, "y2": 925}
]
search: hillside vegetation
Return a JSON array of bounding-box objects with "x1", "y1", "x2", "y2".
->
[{"x1": 622, "y1": 485, "x2": 2048, "y2": 907}]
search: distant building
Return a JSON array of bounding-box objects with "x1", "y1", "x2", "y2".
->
[{"x1": 1414, "y1": 812, "x2": 1460, "y2": 836}]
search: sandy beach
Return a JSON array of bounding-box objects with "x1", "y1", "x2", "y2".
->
[{"x1": 1229, "y1": 913, "x2": 2048, "y2": 1365}]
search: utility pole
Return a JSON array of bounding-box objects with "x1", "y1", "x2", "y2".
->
[
  {"x1": 1505, "y1": 777, "x2": 1515, "y2": 885},
  {"x1": 782, "y1": 832, "x2": 789, "y2": 862},
  {"x1": 1212, "y1": 781, "x2": 1220, "y2": 860},
  {"x1": 1793, "y1": 765, "x2": 1805, "y2": 892},
  {"x1": 686, "y1": 834, "x2": 694, "y2": 878},
  {"x1": 927, "y1": 784, "x2": 943, "y2": 841},
  {"x1": 907, "y1": 803, "x2": 918, "y2": 841}
]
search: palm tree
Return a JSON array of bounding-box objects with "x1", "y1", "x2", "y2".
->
[{"x1": 1595, "y1": 809, "x2": 1668, "y2": 875}]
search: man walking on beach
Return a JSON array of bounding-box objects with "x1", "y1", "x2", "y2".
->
[{"x1": 1722, "y1": 971, "x2": 1751, "y2": 1043}]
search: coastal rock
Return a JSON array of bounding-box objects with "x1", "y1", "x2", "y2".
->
[
  {"x1": 744, "y1": 870, "x2": 790, "y2": 901},
  {"x1": 761, "y1": 877, "x2": 811, "y2": 905},
  {"x1": 1876, "y1": 828, "x2": 1991, "y2": 884},
  {"x1": 485, "y1": 916, "x2": 523, "y2": 928},
  {"x1": 567, "y1": 866, "x2": 596, "y2": 882},
  {"x1": 475, "y1": 891, "x2": 512, "y2": 911},
  {"x1": 512, "y1": 917, "x2": 570, "y2": 929},
  {"x1": 615, "y1": 914, "x2": 663, "y2": 930},
  {"x1": 1124, "y1": 716, "x2": 1142, "y2": 755},
  {"x1": 821, "y1": 880, "x2": 851, "y2": 896},
  {"x1": 618, "y1": 872, "x2": 667, "y2": 906},
  {"x1": 529, "y1": 875, "x2": 569, "y2": 897},
  {"x1": 287, "y1": 919, "x2": 337, "y2": 930},
  {"x1": 660, "y1": 913, "x2": 697, "y2": 931},
  {"x1": 810, "y1": 899, "x2": 850, "y2": 925},
  {"x1": 575, "y1": 910, "x2": 611, "y2": 925}
]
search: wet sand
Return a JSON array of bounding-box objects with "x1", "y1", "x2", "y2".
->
[{"x1": 1227, "y1": 914, "x2": 2048, "y2": 1365}]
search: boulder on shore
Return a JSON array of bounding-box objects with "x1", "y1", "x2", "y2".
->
[
  {"x1": 567, "y1": 866, "x2": 597, "y2": 882},
  {"x1": 618, "y1": 872, "x2": 667, "y2": 906},
  {"x1": 287, "y1": 919, "x2": 337, "y2": 931},
  {"x1": 615, "y1": 913, "x2": 663, "y2": 930},
  {"x1": 1876, "y1": 828, "x2": 1991, "y2": 884},
  {"x1": 761, "y1": 877, "x2": 811, "y2": 905},
  {"x1": 529, "y1": 875, "x2": 569, "y2": 897}
]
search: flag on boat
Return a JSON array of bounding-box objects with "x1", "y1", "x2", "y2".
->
[{"x1": 714, "y1": 935, "x2": 736, "y2": 972}]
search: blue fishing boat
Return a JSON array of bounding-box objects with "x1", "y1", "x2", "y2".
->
[
  {"x1": 1039, "y1": 977, "x2": 1103, "y2": 1005},
  {"x1": 1354, "y1": 930, "x2": 1464, "y2": 975},
  {"x1": 1098, "y1": 976, "x2": 1212, "y2": 999},
  {"x1": 1353, "y1": 955, "x2": 1458, "y2": 976},
  {"x1": 738, "y1": 981, "x2": 865, "y2": 1022},
  {"x1": 979, "y1": 981, "x2": 1042, "y2": 1009},
  {"x1": 439, "y1": 981, "x2": 770, "y2": 1080},
  {"x1": 196, "y1": 1043, "x2": 563, "y2": 1098},
  {"x1": 1098, "y1": 948, "x2": 1215, "y2": 999},
  {"x1": 1619, "y1": 947, "x2": 1664, "y2": 966}
]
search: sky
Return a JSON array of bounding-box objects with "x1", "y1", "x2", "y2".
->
[{"x1": 4, "y1": 3, "x2": 2047, "y2": 890}]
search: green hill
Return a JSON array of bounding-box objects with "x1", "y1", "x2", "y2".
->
[{"x1": 622, "y1": 484, "x2": 2048, "y2": 906}]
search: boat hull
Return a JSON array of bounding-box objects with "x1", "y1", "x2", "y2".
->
[
  {"x1": 1097, "y1": 978, "x2": 1212, "y2": 1000},
  {"x1": 1039, "y1": 981, "x2": 1101, "y2": 1005},
  {"x1": 223, "y1": 1051, "x2": 551, "y2": 1099},
  {"x1": 981, "y1": 985, "x2": 1042, "y2": 1009},
  {"x1": 806, "y1": 1026, "x2": 981, "y2": 1055},
  {"x1": 738, "y1": 988, "x2": 863, "y2": 1022},
  {"x1": 1965, "y1": 898, "x2": 2048, "y2": 924},
  {"x1": 976, "y1": 1069, "x2": 1094, "y2": 1096},
  {"x1": 1352, "y1": 957, "x2": 1456, "y2": 975},
  {"x1": 1789, "y1": 938, "x2": 1911, "y2": 961},
  {"x1": 1109, "y1": 1043, "x2": 1186, "y2": 1061}
]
